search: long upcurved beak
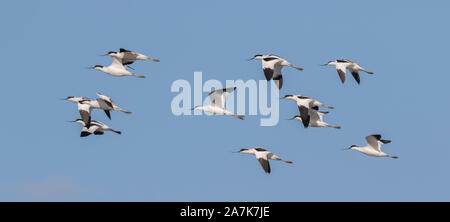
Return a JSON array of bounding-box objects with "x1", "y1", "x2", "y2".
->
[
  {"x1": 247, "y1": 58, "x2": 254, "y2": 61},
  {"x1": 232, "y1": 151, "x2": 240, "y2": 153},
  {"x1": 320, "y1": 64, "x2": 328, "y2": 66},
  {"x1": 99, "y1": 54, "x2": 108, "y2": 56},
  {"x1": 86, "y1": 67, "x2": 94, "y2": 69}
]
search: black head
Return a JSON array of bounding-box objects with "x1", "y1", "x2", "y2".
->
[
  {"x1": 348, "y1": 145, "x2": 357, "y2": 149},
  {"x1": 248, "y1": 54, "x2": 263, "y2": 60},
  {"x1": 94, "y1": 65, "x2": 103, "y2": 68},
  {"x1": 62, "y1": 96, "x2": 75, "y2": 101}
]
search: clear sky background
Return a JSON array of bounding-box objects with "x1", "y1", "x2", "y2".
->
[{"x1": 0, "y1": 0, "x2": 449, "y2": 201}]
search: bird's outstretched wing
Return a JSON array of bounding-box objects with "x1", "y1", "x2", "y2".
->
[
  {"x1": 350, "y1": 70, "x2": 360, "y2": 84},
  {"x1": 272, "y1": 64, "x2": 283, "y2": 89},
  {"x1": 208, "y1": 87, "x2": 236, "y2": 108},
  {"x1": 336, "y1": 63, "x2": 348, "y2": 83},
  {"x1": 110, "y1": 56, "x2": 126, "y2": 69},
  {"x1": 366, "y1": 134, "x2": 383, "y2": 152},
  {"x1": 296, "y1": 98, "x2": 313, "y2": 128},
  {"x1": 255, "y1": 151, "x2": 271, "y2": 174},
  {"x1": 262, "y1": 56, "x2": 280, "y2": 81},
  {"x1": 77, "y1": 102, "x2": 91, "y2": 129}
]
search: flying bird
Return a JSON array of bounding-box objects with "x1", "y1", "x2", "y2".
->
[
  {"x1": 235, "y1": 148, "x2": 292, "y2": 174},
  {"x1": 322, "y1": 59, "x2": 373, "y2": 84},
  {"x1": 64, "y1": 93, "x2": 131, "y2": 123},
  {"x1": 105, "y1": 48, "x2": 160, "y2": 66},
  {"x1": 249, "y1": 54, "x2": 303, "y2": 89},
  {"x1": 193, "y1": 87, "x2": 244, "y2": 120},
  {"x1": 290, "y1": 107, "x2": 341, "y2": 129},
  {"x1": 64, "y1": 96, "x2": 94, "y2": 128},
  {"x1": 94, "y1": 92, "x2": 132, "y2": 119},
  {"x1": 71, "y1": 119, "x2": 121, "y2": 137},
  {"x1": 90, "y1": 55, "x2": 146, "y2": 78},
  {"x1": 347, "y1": 134, "x2": 398, "y2": 159},
  {"x1": 283, "y1": 94, "x2": 334, "y2": 128}
]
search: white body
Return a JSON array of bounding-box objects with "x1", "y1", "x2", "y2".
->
[
  {"x1": 251, "y1": 54, "x2": 303, "y2": 89},
  {"x1": 293, "y1": 109, "x2": 340, "y2": 129},
  {"x1": 94, "y1": 56, "x2": 145, "y2": 78},
  {"x1": 74, "y1": 119, "x2": 121, "y2": 136},
  {"x1": 349, "y1": 135, "x2": 397, "y2": 158},
  {"x1": 194, "y1": 87, "x2": 244, "y2": 119},
  {"x1": 238, "y1": 148, "x2": 292, "y2": 174},
  {"x1": 325, "y1": 59, "x2": 373, "y2": 84}
]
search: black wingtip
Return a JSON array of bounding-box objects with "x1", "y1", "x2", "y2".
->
[
  {"x1": 381, "y1": 140, "x2": 391, "y2": 144},
  {"x1": 80, "y1": 131, "x2": 91, "y2": 137},
  {"x1": 303, "y1": 118, "x2": 310, "y2": 128},
  {"x1": 104, "y1": 110, "x2": 111, "y2": 120},
  {"x1": 120, "y1": 48, "x2": 131, "y2": 52}
]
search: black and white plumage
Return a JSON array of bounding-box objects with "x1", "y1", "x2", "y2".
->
[
  {"x1": 282, "y1": 94, "x2": 334, "y2": 128},
  {"x1": 193, "y1": 87, "x2": 244, "y2": 120},
  {"x1": 290, "y1": 107, "x2": 341, "y2": 129},
  {"x1": 116, "y1": 48, "x2": 160, "y2": 65},
  {"x1": 347, "y1": 134, "x2": 397, "y2": 159},
  {"x1": 95, "y1": 92, "x2": 132, "y2": 119},
  {"x1": 64, "y1": 93, "x2": 131, "y2": 122},
  {"x1": 322, "y1": 59, "x2": 374, "y2": 84},
  {"x1": 249, "y1": 54, "x2": 303, "y2": 89},
  {"x1": 72, "y1": 119, "x2": 121, "y2": 137},
  {"x1": 91, "y1": 51, "x2": 146, "y2": 78},
  {"x1": 235, "y1": 148, "x2": 292, "y2": 174},
  {"x1": 64, "y1": 96, "x2": 93, "y2": 128}
]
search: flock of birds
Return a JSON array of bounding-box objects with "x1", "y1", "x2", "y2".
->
[{"x1": 63, "y1": 49, "x2": 397, "y2": 174}]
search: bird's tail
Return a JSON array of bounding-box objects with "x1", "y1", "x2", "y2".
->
[
  {"x1": 389, "y1": 155, "x2": 399, "y2": 159},
  {"x1": 283, "y1": 160, "x2": 293, "y2": 164},
  {"x1": 111, "y1": 130, "x2": 122, "y2": 135},
  {"x1": 234, "y1": 115, "x2": 245, "y2": 120}
]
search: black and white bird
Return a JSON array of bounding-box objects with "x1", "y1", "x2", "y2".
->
[
  {"x1": 64, "y1": 96, "x2": 94, "y2": 128},
  {"x1": 347, "y1": 134, "x2": 398, "y2": 159},
  {"x1": 322, "y1": 59, "x2": 373, "y2": 84},
  {"x1": 71, "y1": 119, "x2": 121, "y2": 137},
  {"x1": 235, "y1": 148, "x2": 292, "y2": 174},
  {"x1": 193, "y1": 87, "x2": 244, "y2": 120},
  {"x1": 282, "y1": 94, "x2": 334, "y2": 128},
  {"x1": 290, "y1": 107, "x2": 341, "y2": 129},
  {"x1": 105, "y1": 48, "x2": 160, "y2": 67},
  {"x1": 91, "y1": 54, "x2": 146, "y2": 78},
  {"x1": 94, "y1": 92, "x2": 132, "y2": 119},
  {"x1": 249, "y1": 54, "x2": 303, "y2": 89},
  {"x1": 64, "y1": 93, "x2": 131, "y2": 124}
]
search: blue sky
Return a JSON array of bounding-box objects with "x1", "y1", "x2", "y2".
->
[{"x1": 0, "y1": 0, "x2": 449, "y2": 201}]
